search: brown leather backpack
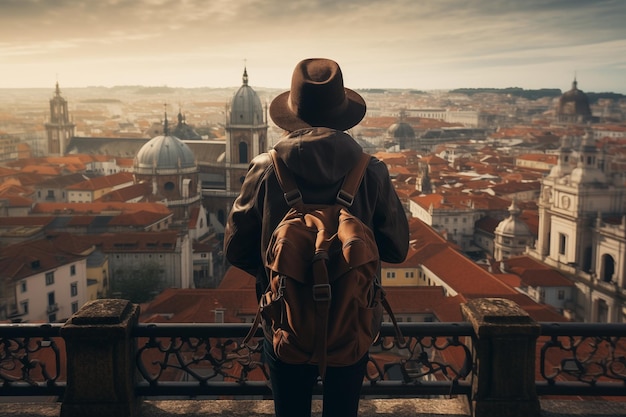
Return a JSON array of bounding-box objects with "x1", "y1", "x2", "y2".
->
[{"x1": 244, "y1": 149, "x2": 403, "y2": 377}]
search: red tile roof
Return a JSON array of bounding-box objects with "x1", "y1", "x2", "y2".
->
[
  {"x1": 140, "y1": 288, "x2": 258, "y2": 323},
  {"x1": 0, "y1": 234, "x2": 93, "y2": 282},
  {"x1": 31, "y1": 201, "x2": 172, "y2": 215},
  {"x1": 66, "y1": 171, "x2": 134, "y2": 191}
]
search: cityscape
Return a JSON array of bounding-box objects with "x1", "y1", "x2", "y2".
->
[
  {"x1": 2, "y1": 2, "x2": 626, "y2": 414},
  {"x1": 1, "y1": 67, "x2": 625, "y2": 329}
]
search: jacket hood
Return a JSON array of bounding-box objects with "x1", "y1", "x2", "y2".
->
[{"x1": 273, "y1": 128, "x2": 363, "y2": 186}]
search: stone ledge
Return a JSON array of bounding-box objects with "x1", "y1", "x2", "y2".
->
[
  {"x1": 142, "y1": 398, "x2": 471, "y2": 416},
  {"x1": 2, "y1": 398, "x2": 625, "y2": 417},
  {"x1": 1, "y1": 398, "x2": 470, "y2": 417}
]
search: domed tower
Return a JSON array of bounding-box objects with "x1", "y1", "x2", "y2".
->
[
  {"x1": 134, "y1": 113, "x2": 201, "y2": 221},
  {"x1": 171, "y1": 109, "x2": 202, "y2": 140},
  {"x1": 570, "y1": 129, "x2": 607, "y2": 186},
  {"x1": 385, "y1": 111, "x2": 416, "y2": 150},
  {"x1": 494, "y1": 200, "x2": 534, "y2": 261},
  {"x1": 547, "y1": 135, "x2": 574, "y2": 180},
  {"x1": 45, "y1": 82, "x2": 75, "y2": 156},
  {"x1": 225, "y1": 66, "x2": 268, "y2": 191},
  {"x1": 557, "y1": 78, "x2": 593, "y2": 124}
]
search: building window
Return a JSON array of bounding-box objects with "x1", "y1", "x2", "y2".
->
[
  {"x1": 386, "y1": 272, "x2": 396, "y2": 279},
  {"x1": 71, "y1": 282, "x2": 78, "y2": 297},
  {"x1": 239, "y1": 142, "x2": 249, "y2": 164},
  {"x1": 20, "y1": 280, "x2": 27, "y2": 293},
  {"x1": 71, "y1": 302, "x2": 79, "y2": 314},
  {"x1": 21, "y1": 300, "x2": 29, "y2": 315},
  {"x1": 70, "y1": 265, "x2": 76, "y2": 276},
  {"x1": 215, "y1": 310, "x2": 224, "y2": 323},
  {"x1": 45, "y1": 272, "x2": 54, "y2": 286},
  {"x1": 559, "y1": 233, "x2": 567, "y2": 255},
  {"x1": 405, "y1": 272, "x2": 414, "y2": 278},
  {"x1": 558, "y1": 290, "x2": 565, "y2": 300}
]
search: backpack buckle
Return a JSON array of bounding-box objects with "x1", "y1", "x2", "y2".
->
[
  {"x1": 336, "y1": 190, "x2": 354, "y2": 207},
  {"x1": 312, "y1": 284, "x2": 332, "y2": 301},
  {"x1": 277, "y1": 276, "x2": 286, "y2": 298},
  {"x1": 284, "y1": 190, "x2": 303, "y2": 206}
]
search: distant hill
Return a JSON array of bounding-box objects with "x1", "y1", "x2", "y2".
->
[{"x1": 449, "y1": 87, "x2": 625, "y2": 102}]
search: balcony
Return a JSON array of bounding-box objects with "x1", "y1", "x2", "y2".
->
[
  {"x1": 1, "y1": 298, "x2": 625, "y2": 417},
  {"x1": 46, "y1": 303, "x2": 59, "y2": 314}
]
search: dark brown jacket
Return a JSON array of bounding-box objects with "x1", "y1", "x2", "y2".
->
[{"x1": 224, "y1": 127, "x2": 409, "y2": 298}]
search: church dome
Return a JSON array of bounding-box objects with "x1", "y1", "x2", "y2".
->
[
  {"x1": 495, "y1": 201, "x2": 532, "y2": 237},
  {"x1": 387, "y1": 122, "x2": 415, "y2": 140},
  {"x1": 229, "y1": 68, "x2": 264, "y2": 126},
  {"x1": 558, "y1": 79, "x2": 592, "y2": 118},
  {"x1": 134, "y1": 133, "x2": 196, "y2": 175}
]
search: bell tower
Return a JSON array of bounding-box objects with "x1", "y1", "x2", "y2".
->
[
  {"x1": 45, "y1": 82, "x2": 75, "y2": 156},
  {"x1": 224, "y1": 67, "x2": 268, "y2": 192}
]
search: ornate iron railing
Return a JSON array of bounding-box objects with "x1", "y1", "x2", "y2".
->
[
  {"x1": 133, "y1": 322, "x2": 474, "y2": 398},
  {"x1": 2, "y1": 321, "x2": 626, "y2": 399},
  {"x1": 0, "y1": 323, "x2": 65, "y2": 396},
  {"x1": 537, "y1": 322, "x2": 626, "y2": 396}
]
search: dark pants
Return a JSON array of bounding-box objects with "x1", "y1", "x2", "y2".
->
[{"x1": 264, "y1": 339, "x2": 368, "y2": 417}]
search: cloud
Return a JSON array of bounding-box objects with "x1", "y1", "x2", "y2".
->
[{"x1": 0, "y1": 0, "x2": 625, "y2": 91}]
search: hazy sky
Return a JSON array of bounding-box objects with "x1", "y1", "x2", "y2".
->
[{"x1": 1, "y1": 0, "x2": 625, "y2": 92}]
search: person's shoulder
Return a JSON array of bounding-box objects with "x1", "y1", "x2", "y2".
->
[
  {"x1": 251, "y1": 152, "x2": 272, "y2": 166},
  {"x1": 366, "y1": 154, "x2": 390, "y2": 174}
]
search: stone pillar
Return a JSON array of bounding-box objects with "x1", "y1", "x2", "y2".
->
[
  {"x1": 60, "y1": 299, "x2": 140, "y2": 417},
  {"x1": 461, "y1": 298, "x2": 541, "y2": 417}
]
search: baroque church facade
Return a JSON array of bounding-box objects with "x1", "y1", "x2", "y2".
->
[{"x1": 527, "y1": 129, "x2": 626, "y2": 323}]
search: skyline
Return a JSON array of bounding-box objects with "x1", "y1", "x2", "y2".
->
[{"x1": 1, "y1": 0, "x2": 625, "y2": 93}]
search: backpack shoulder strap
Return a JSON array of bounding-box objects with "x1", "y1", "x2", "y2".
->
[
  {"x1": 269, "y1": 149, "x2": 371, "y2": 208},
  {"x1": 337, "y1": 152, "x2": 371, "y2": 207},
  {"x1": 269, "y1": 149, "x2": 303, "y2": 207}
]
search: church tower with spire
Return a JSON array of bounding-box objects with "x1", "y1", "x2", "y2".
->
[
  {"x1": 224, "y1": 66, "x2": 268, "y2": 191},
  {"x1": 45, "y1": 82, "x2": 75, "y2": 155}
]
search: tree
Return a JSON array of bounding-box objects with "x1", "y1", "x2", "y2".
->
[{"x1": 112, "y1": 263, "x2": 163, "y2": 303}]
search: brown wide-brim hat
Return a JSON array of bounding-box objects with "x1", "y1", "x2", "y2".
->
[{"x1": 270, "y1": 58, "x2": 366, "y2": 132}]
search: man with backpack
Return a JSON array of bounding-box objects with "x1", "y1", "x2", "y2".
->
[{"x1": 224, "y1": 58, "x2": 409, "y2": 417}]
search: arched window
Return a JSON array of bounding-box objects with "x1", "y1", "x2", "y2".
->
[
  {"x1": 239, "y1": 142, "x2": 248, "y2": 163},
  {"x1": 600, "y1": 254, "x2": 615, "y2": 283}
]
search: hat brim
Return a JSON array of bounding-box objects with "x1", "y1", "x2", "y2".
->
[{"x1": 269, "y1": 88, "x2": 366, "y2": 132}]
